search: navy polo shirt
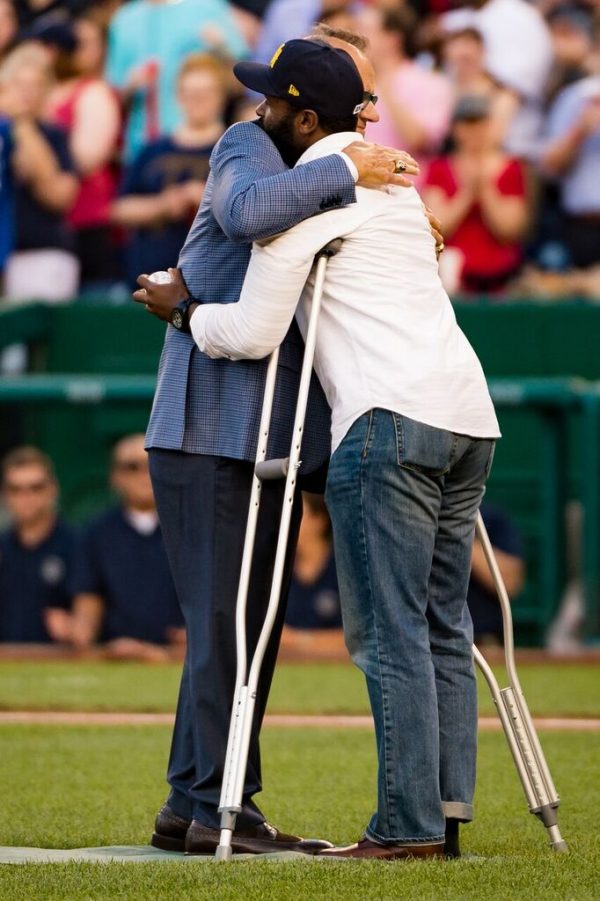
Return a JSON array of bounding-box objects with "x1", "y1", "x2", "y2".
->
[
  {"x1": 467, "y1": 504, "x2": 524, "y2": 640},
  {"x1": 71, "y1": 506, "x2": 182, "y2": 644},
  {"x1": 119, "y1": 136, "x2": 213, "y2": 287},
  {"x1": 15, "y1": 121, "x2": 75, "y2": 253},
  {"x1": 0, "y1": 518, "x2": 76, "y2": 642},
  {"x1": 285, "y1": 552, "x2": 342, "y2": 630},
  {"x1": 0, "y1": 117, "x2": 13, "y2": 268}
]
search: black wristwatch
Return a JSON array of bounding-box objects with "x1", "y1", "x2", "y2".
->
[{"x1": 170, "y1": 296, "x2": 196, "y2": 333}]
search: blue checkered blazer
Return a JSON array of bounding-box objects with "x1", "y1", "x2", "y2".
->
[{"x1": 145, "y1": 121, "x2": 356, "y2": 472}]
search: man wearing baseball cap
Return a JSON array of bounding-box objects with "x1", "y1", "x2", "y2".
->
[
  {"x1": 134, "y1": 33, "x2": 436, "y2": 857},
  {"x1": 234, "y1": 38, "x2": 366, "y2": 138},
  {"x1": 231, "y1": 39, "x2": 367, "y2": 173},
  {"x1": 190, "y1": 34, "x2": 499, "y2": 860}
]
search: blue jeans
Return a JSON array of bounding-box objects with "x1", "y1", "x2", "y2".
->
[{"x1": 325, "y1": 409, "x2": 495, "y2": 844}]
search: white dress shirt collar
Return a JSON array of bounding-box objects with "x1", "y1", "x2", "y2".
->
[{"x1": 296, "y1": 132, "x2": 363, "y2": 167}]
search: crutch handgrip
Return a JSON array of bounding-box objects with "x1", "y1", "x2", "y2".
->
[
  {"x1": 317, "y1": 238, "x2": 343, "y2": 258},
  {"x1": 255, "y1": 458, "x2": 290, "y2": 480}
]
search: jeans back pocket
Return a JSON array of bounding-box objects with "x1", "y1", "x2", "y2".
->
[{"x1": 393, "y1": 413, "x2": 458, "y2": 477}]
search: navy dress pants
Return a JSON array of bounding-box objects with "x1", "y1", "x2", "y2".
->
[{"x1": 149, "y1": 449, "x2": 302, "y2": 827}]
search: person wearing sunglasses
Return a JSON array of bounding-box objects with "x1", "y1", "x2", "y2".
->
[
  {"x1": 69, "y1": 434, "x2": 184, "y2": 660},
  {"x1": 0, "y1": 446, "x2": 76, "y2": 644},
  {"x1": 190, "y1": 37, "x2": 499, "y2": 860},
  {"x1": 132, "y1": 29, "x2": 442, "y2": 858}
]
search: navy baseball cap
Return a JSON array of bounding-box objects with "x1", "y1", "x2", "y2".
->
[
  {"x1": 233, "y1": 38, "x2": 364, "y2": 120},
  {"x1": 19, "y1": 18, "x2": 77, "y2": 52}
]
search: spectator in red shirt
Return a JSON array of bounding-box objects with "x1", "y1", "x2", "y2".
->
[
  {"x1": 422, "y1": 94, "x2": 529, "y2": 294},
  {"x1": 46, "y1": 15, "x2": 121, "y2": 291}
]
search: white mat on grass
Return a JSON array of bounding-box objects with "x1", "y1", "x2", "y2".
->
[{"x1": 0, "y1": 845, "x2": 311, "y2": 864}]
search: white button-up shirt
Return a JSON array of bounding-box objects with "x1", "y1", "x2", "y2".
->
[{"x1": 191, "y1": 132, "x2": 500, "y2": 453}]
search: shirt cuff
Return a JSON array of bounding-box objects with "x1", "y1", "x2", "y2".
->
[
  {"x1": 336, "y1": 150, "x2": 358, "y2": 183},
  {"x1": 190, "y1": 304, "x2": 232, "y2": 359},
  {"x1": 189, "y1": 304, "x2": 206, "y2": 351}
]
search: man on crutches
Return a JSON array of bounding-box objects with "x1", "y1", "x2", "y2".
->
[
  {"x1": 134, "y1": 34, "x2": 433, "y2": 856},
  {"x1": 191, "y1": 43, "x2": 501, "y2": 860}
]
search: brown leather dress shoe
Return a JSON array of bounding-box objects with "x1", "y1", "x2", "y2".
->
[
  {"x1": 185, "y1": 819, "x2": 333, "y2": 855},
  {"x1": 151, "y1": 804, "x2": 191, "y2": 852},
  {"x1": 318, "y1": 836, "x2": 445, "y2": 860}
]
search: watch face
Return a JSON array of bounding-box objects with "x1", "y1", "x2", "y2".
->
[{"x1": 171, "y1": 309, "x2": 184, "y2": 330}]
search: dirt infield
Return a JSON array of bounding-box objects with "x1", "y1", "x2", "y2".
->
[{"x1": 1, "y1": 711, "x2": 599, "y2": 730}]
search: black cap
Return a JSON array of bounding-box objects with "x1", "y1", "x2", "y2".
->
[
  {"x1": 230, "y1": 0, "x2": 271, "y2": 18},
  {"x1": 548, "y1": 4, "x2": 594, "y2": 39},
  {"x1": 452, "y1": 94, "x2": 491, "y2": 123},
  {"x1": 18, "y1": 18, "x2": 77, "y2": 52},
  {"x1": 234, "y1": 38, "x2": 364, "y2": 120}
]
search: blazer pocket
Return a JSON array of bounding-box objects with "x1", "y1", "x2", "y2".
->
[{"x1": 393, "y1": 413, "x2": 458, "y2": 477}]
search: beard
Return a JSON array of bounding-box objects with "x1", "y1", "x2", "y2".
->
[{"x1": 258, "y1": 110, "x2": 302, "y2": 168}]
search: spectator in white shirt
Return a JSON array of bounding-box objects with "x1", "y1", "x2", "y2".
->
[
  {"x1": 442, "y1": 0, "x2": 553, "y2": 101},
  {"x1": 545, "y1": 5, "x2": 596, "y2": 107},
  {"x1": 540, "y1": 75, "x2": 600, "y2": 268},
  {"x1": 442, "y1": 0, "x2": 554, "y2": 158},
  {"x1": 187, "y1": 41, "x2": 499, "y2": 861},
  {"x1": 441, "y1": 27, "x2": 519, "y2": 150}
]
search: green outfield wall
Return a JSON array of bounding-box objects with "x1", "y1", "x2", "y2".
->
[{"x1": 1, "y1": 299, "x2": 599, "y2": 644}]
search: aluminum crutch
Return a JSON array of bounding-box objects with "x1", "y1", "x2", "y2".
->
[
  {"x1": 215, "y1": 238, "x2": 343, "y2": 862},
  {"x1": 473, "y1": 513, "x2": 568, "y2": 852}
]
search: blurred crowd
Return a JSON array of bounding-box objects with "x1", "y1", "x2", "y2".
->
[
  {"x1": 0, "y1": 437, "x2": 186, "y2": 660},
  {"x1": 0, "y1": 0, "x2": 597, "y2": 302},
  {"x1": 0, "y1": 440, "x2": 526, "y2": 658}
]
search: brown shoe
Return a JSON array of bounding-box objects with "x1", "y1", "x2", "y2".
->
[
  {"x1": 185, "y1": 819, "x2": 333, "y2": 856},
  {"x1": 151, "y1": 804, "x2": 191, "y2": 852},
  {"x1": 318, "y1": 836, "x2": 445, "y2": 860}
]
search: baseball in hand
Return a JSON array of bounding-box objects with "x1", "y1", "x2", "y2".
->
[{"x1": 147, "y1": 270, "x2": 174, "y2": 285}]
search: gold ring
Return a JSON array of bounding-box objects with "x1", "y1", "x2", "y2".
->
[
  {"x1": 436, "y1": 242, "x2": 445, "y2": 255},
  {"x1": 394, "y1": 159, "x2": 407, "y2": 174}
]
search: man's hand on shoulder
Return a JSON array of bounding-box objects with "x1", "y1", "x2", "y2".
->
[
  {"x1": 424, "y1": 206, "x2": 445, "y2": 256},
  {"x1": 133, "y1": 267, "x2": 190, "y2": 323},
  {"x1": 342, "y1": 141, "x2": 419, "y2": 188}
]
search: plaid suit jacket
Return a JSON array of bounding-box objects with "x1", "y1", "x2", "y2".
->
[{"x1": 145, "y1": 121, "x2": 356, "y2": 472}]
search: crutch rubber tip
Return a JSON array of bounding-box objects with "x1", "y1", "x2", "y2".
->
[
  {"x1": 551, "y1": 840, "x2": 569, "y2": 853},
  {"x1": 215, "y1": 845, "x2": 233, "y2": 861}
]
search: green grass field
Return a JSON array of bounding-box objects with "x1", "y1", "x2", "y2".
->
[
  {"x1": 0, "y1": 659, "x2": 599, "y2": 716},
  {"x1": 0, "y1": 659, "x2": 598, "y2": 899}
]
